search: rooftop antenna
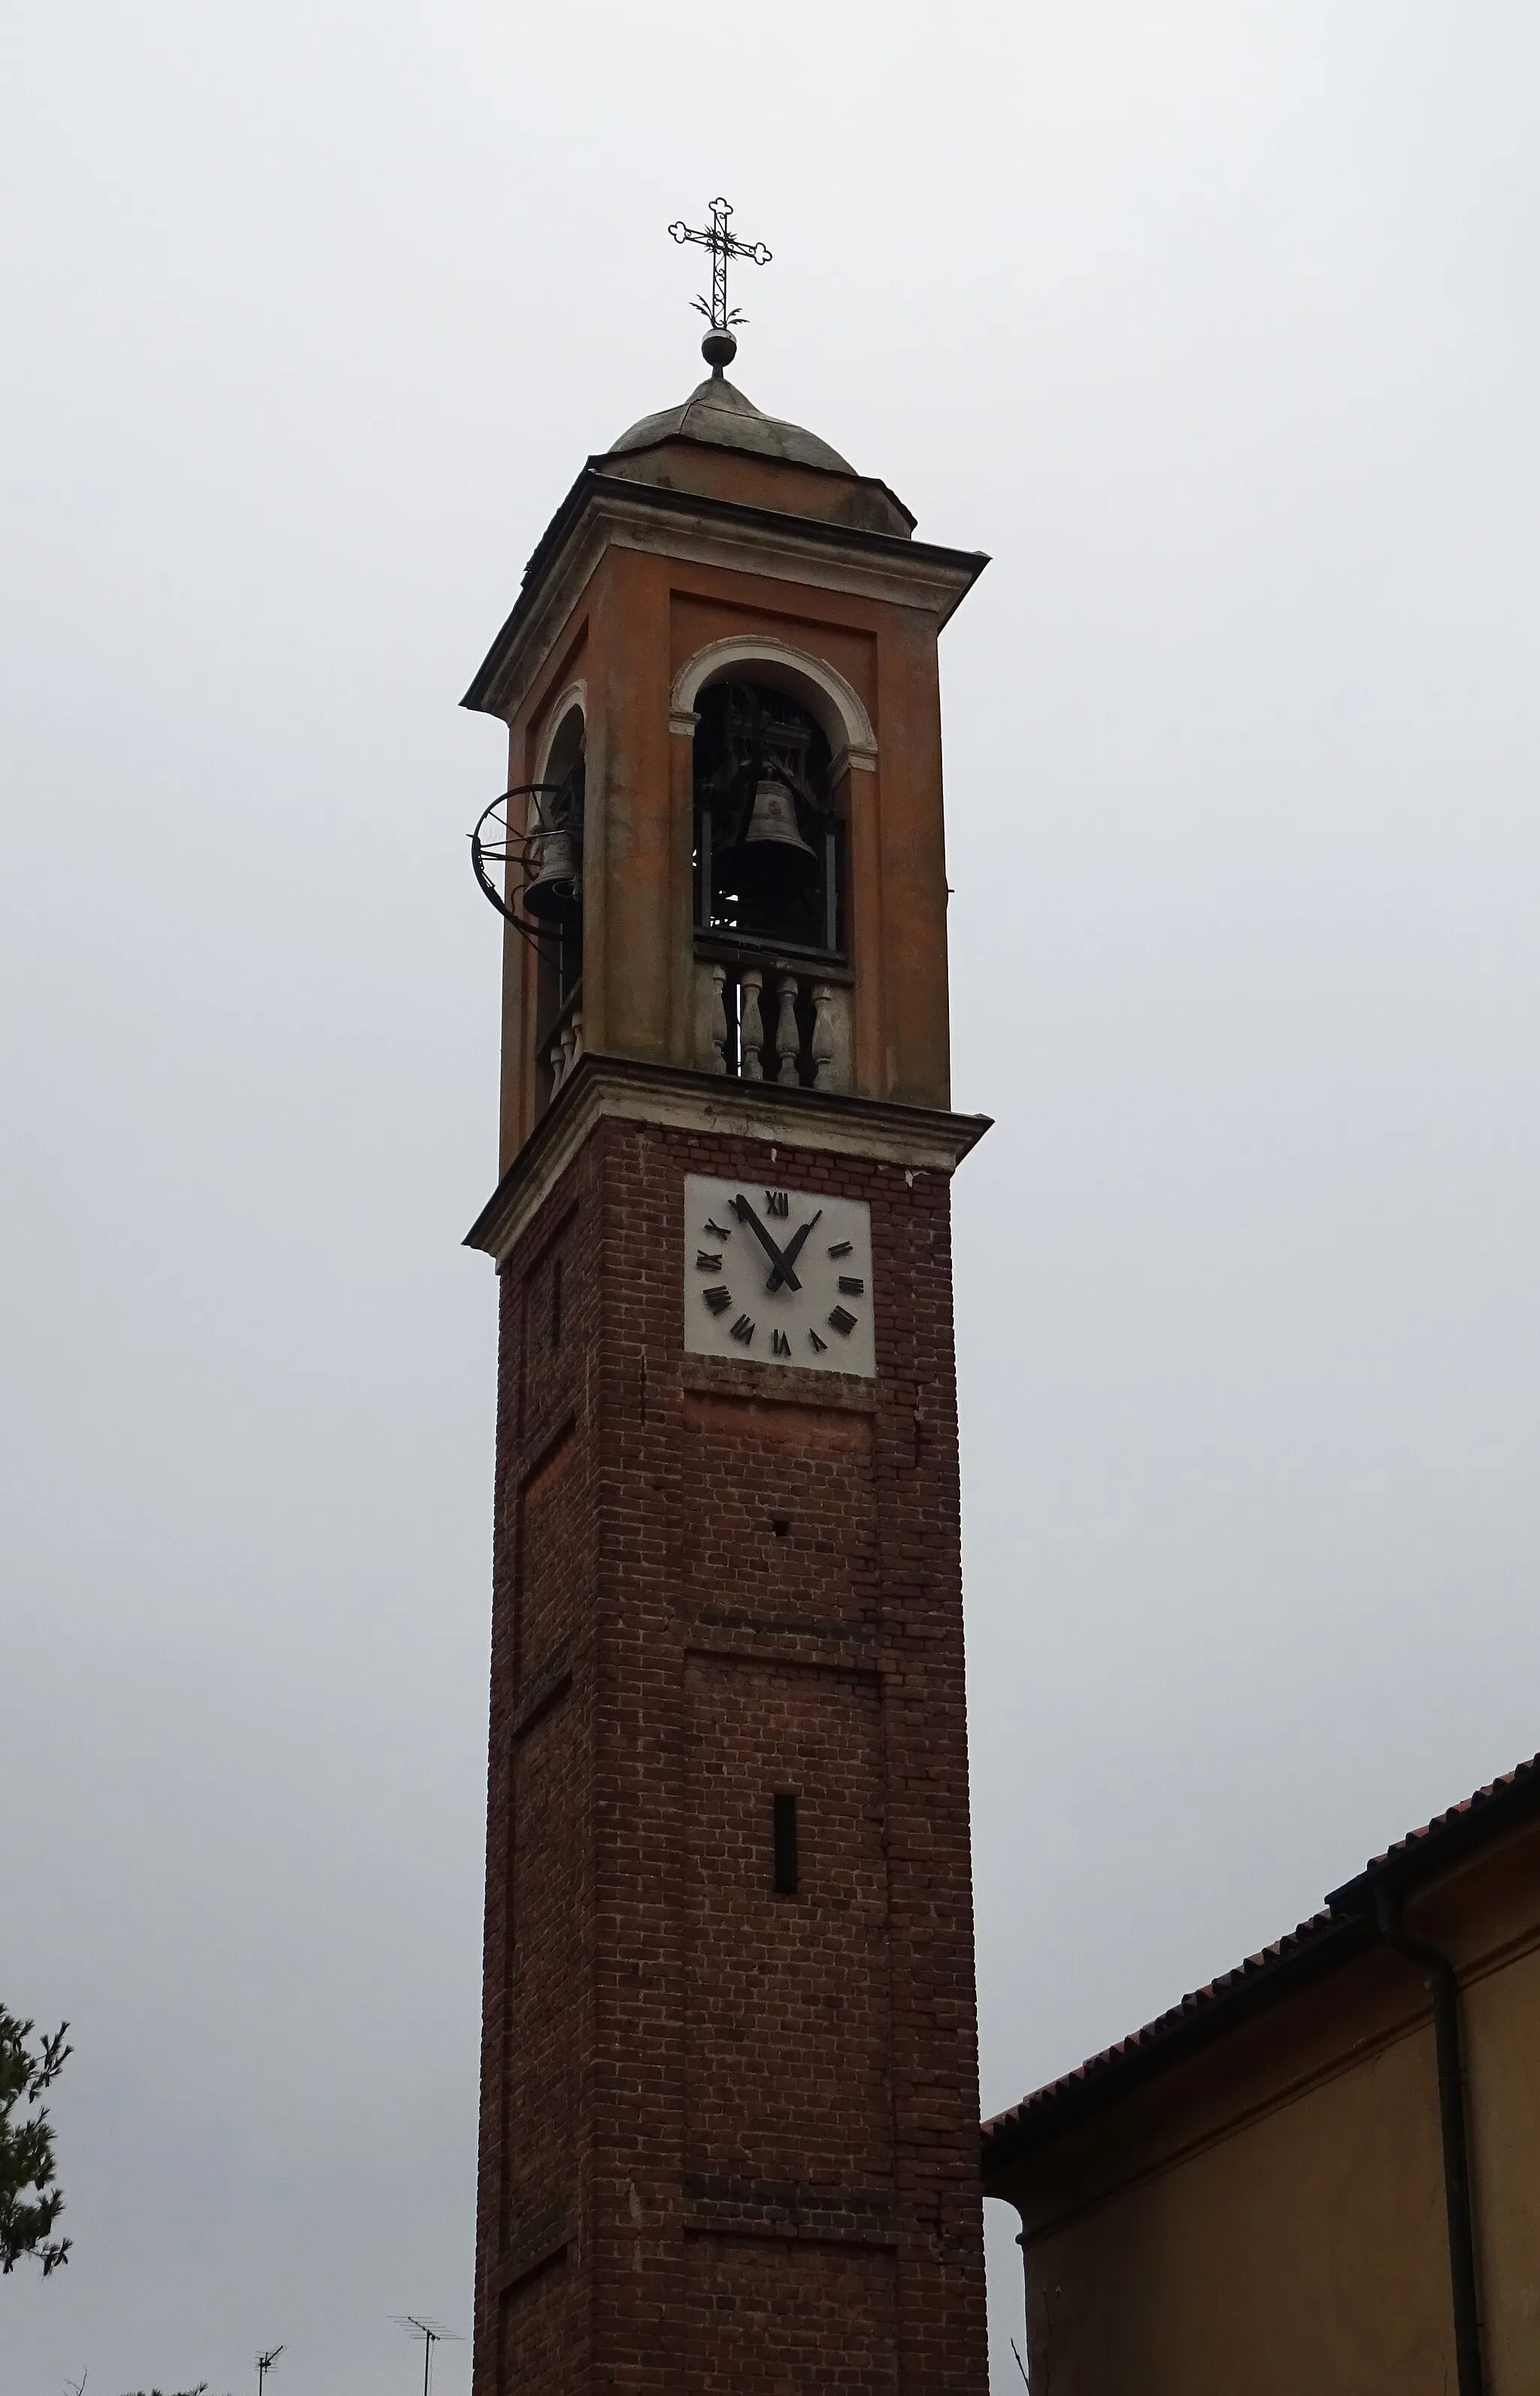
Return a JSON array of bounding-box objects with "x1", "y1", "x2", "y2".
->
[
  {"x1": 391, "y1": 2314, "x2": 462, "y2": 2396},
  {"x1": 256, "y1": 2346, "x2": 284, "y2": 2396}
]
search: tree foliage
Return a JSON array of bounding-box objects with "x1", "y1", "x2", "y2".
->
[{"x1": 0, "y1": 2005, "x2": 71, "y2": 2277}]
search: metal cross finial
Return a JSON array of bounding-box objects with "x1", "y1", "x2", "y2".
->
[{"x1": 667, "y1": 197, "x2": 771, "y2": 369}]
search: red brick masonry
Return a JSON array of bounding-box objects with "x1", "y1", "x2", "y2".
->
[{"x1": 474, "y1": 1110, "x2": 987, "y2": 2394}]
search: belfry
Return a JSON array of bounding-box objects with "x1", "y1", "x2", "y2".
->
[{"x1": 462, "y1": 208, "x2": 990, "y2": 2394}]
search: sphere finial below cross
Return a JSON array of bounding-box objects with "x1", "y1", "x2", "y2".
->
[{"x1": 700, "y1": 326, "x2": 738, "y2": 375}]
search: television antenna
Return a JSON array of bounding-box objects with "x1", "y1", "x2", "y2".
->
[
  {"x1": 257, "y1": 2346, "x2": 284, "y2": 2396},
  {"x1": 391, "y1": 2314, "x2": 462, "y2": 2396}
]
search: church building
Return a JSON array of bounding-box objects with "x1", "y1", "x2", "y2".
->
[{"x1": 459, "y1": 205, "x2": 992, "y2": 2394}]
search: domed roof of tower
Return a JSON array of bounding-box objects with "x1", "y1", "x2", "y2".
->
[{"x1": 608, "y1": 371, "x2": 854, "y2": 475}]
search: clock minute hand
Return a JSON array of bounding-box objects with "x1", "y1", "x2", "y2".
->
[
  {"x1": 733, "y1": 1193, "x2": 802, "y2": 1293},
  {"x1": 770, "y1": 1207, "x2": 823, "y2": 1292}
]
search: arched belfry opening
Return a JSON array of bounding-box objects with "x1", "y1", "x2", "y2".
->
[
  {"x1": 693, "y1": 679, "x2": 841, "y2": 959},
  {"x1": 685, "y1": 657, "x2": 860, "y2": 1090},
  {"x1": 530, "y1": 702, "x2": 585, "y2": 1102}
]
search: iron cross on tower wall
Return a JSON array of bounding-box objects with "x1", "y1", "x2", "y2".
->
[{"x1": 668, "y1": 196, "x2": 772, "y2": 335}]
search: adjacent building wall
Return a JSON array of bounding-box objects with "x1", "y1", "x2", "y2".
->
[{"x1": 986, "y1": 1820, "x2": 1540, "y2": 2396}]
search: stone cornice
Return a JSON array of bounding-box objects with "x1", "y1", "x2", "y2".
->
[
  {"x1": 461, "y1": 470, "x2": 988, "y2": 726},
  {"x1": 463, "y1": 1054, "x2": 992, "y2": 1266}
]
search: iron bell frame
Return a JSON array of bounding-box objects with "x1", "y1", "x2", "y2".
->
[{"x1": 470, "y1": 767, "x2": 585, "y2": 949}]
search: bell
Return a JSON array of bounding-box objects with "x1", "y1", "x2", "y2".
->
[
  {"x1": 733, "y1": 776, "x2": 817, "y2": 890},
  {"x1": 523, "y1": 824, "x2": 582, "y2": 922}
]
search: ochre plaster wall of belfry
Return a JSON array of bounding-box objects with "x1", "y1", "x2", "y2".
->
[
  {"x1": 494, "y1": 541, "x2": 954, "y2": 1172},
  {"x1": 987, "y1": 1820, "x2": 1540, "y2": 2396}
]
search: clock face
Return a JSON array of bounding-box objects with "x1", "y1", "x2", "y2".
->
[{"x1": 683, "y1": 1174, "x2": 876, "y2": 1379}]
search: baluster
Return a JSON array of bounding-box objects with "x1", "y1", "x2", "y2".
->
[
  {"x1": 568, "y1": 1008, "x2": 583, "y2": 1075},
  {"x1": 775, "y1": 975, "x2": 801, "y2": 1084},
  {"x1": 740, "y1": 968, "x2": 765, "y2": 1079},
  {"x1": 708, "y1": 965, "x2": 728, "y2": 1075},
  {"x1": 811, "y1": 984, "x2": 836, "y2": 1089},
  {"x1": 549, "y1": 1030, "x2": 565, "y2": 1093}
]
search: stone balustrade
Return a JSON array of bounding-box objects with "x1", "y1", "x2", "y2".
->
[
  {"x1": 539, "y1": 967, "x2": 850, "y2": 1100},
  {"x1": 698, "y1": 960, "x2": 850, "y2": 1090},
  {"x1": 545, "y1": 999, "x2": 584, "y2": 1095}
]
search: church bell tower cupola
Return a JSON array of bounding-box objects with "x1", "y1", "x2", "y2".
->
[
  {"x1": 465, "y1": 199, "x2": 987, "y2": 1168},
  {"x1": 462, "y1": 209, "x2": 992, "y2": 2396}
]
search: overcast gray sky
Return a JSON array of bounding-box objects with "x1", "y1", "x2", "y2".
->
[{"x1": 5, "y1": 3, "x2": 1540, "y2": 2390}]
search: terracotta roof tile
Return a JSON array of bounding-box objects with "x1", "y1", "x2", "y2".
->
[{"x1": 1368, "y1": 1750, "x2": 1540, "y2": 1873}]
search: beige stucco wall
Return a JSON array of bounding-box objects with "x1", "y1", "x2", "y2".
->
[
  {"x1": 1463, "y1": 1911, "x2": 1540, "y2": 2391},
  {"x1": 987, "y1": 1821, "x2": 1540, "y2": 2395},
  {"x1": 1021, "y1": 2019, "x2": 1448, "y2": 2395}
]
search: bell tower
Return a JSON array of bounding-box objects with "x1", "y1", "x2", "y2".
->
[{"x1": 463, "y1": 225, "x2": 990, "y2": 2395}]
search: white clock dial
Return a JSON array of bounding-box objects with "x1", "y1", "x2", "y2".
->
[{"x1": 683, "y1": 1173, "x2": 876, "y2": 1378}]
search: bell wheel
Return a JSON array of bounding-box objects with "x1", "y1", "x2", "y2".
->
[{"x1": 469, "y1": 775, "x2": 584, "y2": 942}]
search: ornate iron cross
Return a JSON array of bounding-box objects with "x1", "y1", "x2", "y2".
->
[{"x1": 667, "y1": 196, "x2": 772, "y2": 332}]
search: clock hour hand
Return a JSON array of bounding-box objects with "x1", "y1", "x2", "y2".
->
[
  {"x1": 732, "y1": 1193, "x2": 802, "y2": 1293},
  {"x1": 770, "y1": 1207, "x2": 823, "y2": 1291}
]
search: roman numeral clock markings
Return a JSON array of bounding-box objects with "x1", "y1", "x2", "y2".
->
[
  {"x1": 699, "y1": 1209, "x2": 735, "y2": 1320},
  {"x1": 684, "y1": 1178, "x2": 874, "y2": 1377}
]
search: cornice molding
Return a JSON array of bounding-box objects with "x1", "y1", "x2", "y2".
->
[
  {"x1": 462, "y1": 472, "x2": 987, "y2": 727},
  {"x1": 464, "y1": 1054, "x2": 992, "y2": 1266}
]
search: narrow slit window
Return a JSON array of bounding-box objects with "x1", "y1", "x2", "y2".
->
[{"x1": 772, "y1": 1793, "x2": 799, "y2": 1896}]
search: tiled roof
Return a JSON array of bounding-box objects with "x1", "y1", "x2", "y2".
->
[
  {"x1": 1335, "y1": 1748, "x2": 1540, "y2": 1897},
  {"x1": 981, "y1": 1749, "x2": 1540, "y2": 2175}
]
